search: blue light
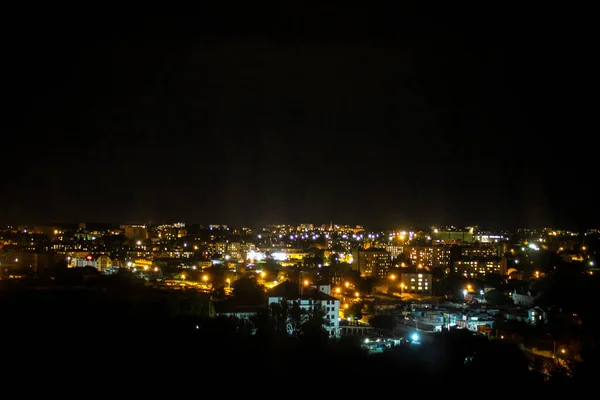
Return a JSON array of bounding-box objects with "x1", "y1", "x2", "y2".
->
[{"x1": 411, "y1": 333, "x2": 419, "y2": 342}]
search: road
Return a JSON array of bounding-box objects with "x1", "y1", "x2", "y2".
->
[{"x1": 393, "y1": 322, "x2": 437, "y2": 343}]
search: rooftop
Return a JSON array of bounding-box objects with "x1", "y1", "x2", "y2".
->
[
  {"x1": 267, "y1": 281, "x2": 338, "y2": 302},
  {"x1": 213, "y1": 299, "x2": 267, "y2": 314}
]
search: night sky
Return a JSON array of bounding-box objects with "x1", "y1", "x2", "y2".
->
[{"x1": 3, "y1": 6, "x2": 596, "y2": 230}]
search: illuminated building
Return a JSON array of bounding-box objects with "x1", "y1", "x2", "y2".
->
[
  {"x1": 453, "y1": 256, "x2": 502, "y2": 278},
  {"x1": 71, "y1": 254, "x2": 97, "y2": 268},
  {"x1": 96, "y1": 255, "x2": 112, "y2": 272},
  {"x1": 353, "y1": 248, "x2": 391, "y2": 278},
  {"x1": 122, "y1": 224, "x2": 148, "y2": 243},
  {"x1": 399, "y1": 272, "x2": 432, "y2": 294},
  {"x1": 268, "y1": 281, "x2": 340, "y2": 338},
  {"x1": 432, "y1": 227, "x2": 476, "y2": 243}
]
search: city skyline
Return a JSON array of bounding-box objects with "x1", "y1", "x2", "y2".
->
[
  {"x1": 3, "y1": 221, "x2": 598, "y2": 236},
  {"x1": 3, "y1": 7, "x2": 595, "y2": 230}
]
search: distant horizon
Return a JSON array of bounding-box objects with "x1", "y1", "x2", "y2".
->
[
  {"x1": 3, "y1": 10, "x2": 596, "y2": 237},
  {"x1": 2, "y1": 220, "x2": 597, "y2": 233}
]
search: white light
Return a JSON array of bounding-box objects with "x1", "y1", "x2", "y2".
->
[
  {"x1": 247, "y1": 250, "x2": 265, "y2": 261},
  {"x1": 411, "y1": 333, "x2": 419, "y2": 342},
  {"x1": 271, "y1": 252, "x2": 287, "y2": 261}
]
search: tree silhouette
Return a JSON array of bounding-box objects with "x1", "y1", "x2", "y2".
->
[
  {"x1": 262, "y1": 259, "x2": 281, "y2": 276},
  {"x1": 484, "y1": 289, "x2": 513, "y2": 305},
  {"x1": 289, "y1": 300, "x2": 303, "y2": 337},
  {"x1": 300, "y1": 302, "x2": 328, "y2": 345},
  {"x1": 269, "y1": 299, "x2": 290, "y2": 335},
  {"x1": 231, "y1": 277, "x2": 265, "y2": 305},
  {"x1": 346, "y1": 301, "x2": 363, "y2": 321},
  {"x1": 369, "y1": 314, "x2": 394, "y2": 331}
]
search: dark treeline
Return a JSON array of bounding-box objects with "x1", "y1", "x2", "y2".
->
[{"x1": 0, "y1": 280, "x2": 594, "y2": 390}]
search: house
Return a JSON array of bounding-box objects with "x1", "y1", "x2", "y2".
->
[
  {"x1": 528, "y1": 306, "x2": 547, "y2": 326},
  {"x1": 267, "y1": 281, "x2": 340, "y2": 338}
]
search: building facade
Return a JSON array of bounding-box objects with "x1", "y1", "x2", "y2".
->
[{"x1": 268, "y1": 281, "x2": 340, "y2": 338}]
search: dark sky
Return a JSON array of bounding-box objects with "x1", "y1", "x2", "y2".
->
[{"x1": 2, "y1": 6, "x2": 596, "y2": 230}]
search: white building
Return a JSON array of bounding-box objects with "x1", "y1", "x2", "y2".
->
[
  {"x1": 267, "y1": 281, "x2": 340, "y2": 338},
  {"x1": 68, "y1": 254, "x2": 113, "y2": 272},
  {"x1": 70, "y1": 254, "x2": 97, "y2": 269},
  {"x1": 96, "y1": 255, "x2": 112, "y2": 272}
]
